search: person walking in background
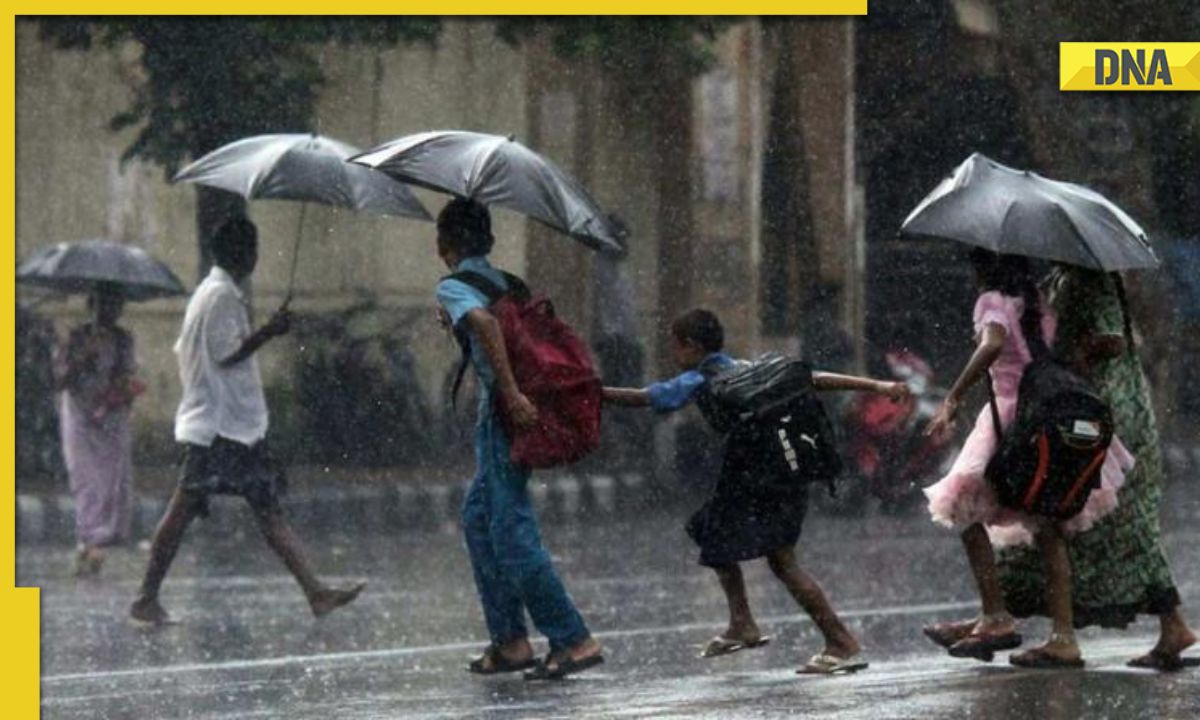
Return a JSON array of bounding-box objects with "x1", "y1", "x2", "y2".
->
[
  {"x1": 130, "y1": 217, "x2": 364, "y2": 625},
  {"x1": 922, "y1": 250, "x2": 1131, "y2": 667},
  {"x1": 603, "y1": 309, "x2": 908, "y2": 674},
  {"x1": 55, "y1": 284, "x2": 142, "y2": 576},
  {"x1": 985, "y1": 266, "x2": 1196, "y2": 671},
  {"x1": 434, "y1": 198, "x2": 604, "y2": 681}
]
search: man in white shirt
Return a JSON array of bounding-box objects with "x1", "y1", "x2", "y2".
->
[{"x1": 131, "y1": 217, "x2": 364, "y2": 625}]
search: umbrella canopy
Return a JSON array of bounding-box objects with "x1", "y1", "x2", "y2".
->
[
  {"x1": 174, "y1": 133, "x2": 432, "y2": 220},
  {"x1": 349, "y1": 130, "x2": 628, "y2": 255},
  {"x1": 17, "y1": 240, "x2": 186, "y2": 301},
  {"x1": 900, "y1": 153, "x2": 1159, "y2": 271}
]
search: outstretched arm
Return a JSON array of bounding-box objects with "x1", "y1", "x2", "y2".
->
[
  {"x1": 813, "y1": 372, "x2": 908, "y2": 399},
  {"x1": 462, "y1": 307, "x2": 538, "y2": 430},
  {"x1": 602, "y1": 387, "x2": 652, "y2": 407},
  {"x1": 925, "y1": 321, "x2": 1007, "y2": 437}
]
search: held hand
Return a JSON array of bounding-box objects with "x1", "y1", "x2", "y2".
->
[
  {"x1": 505, "y1": 391, "x2": 539, "y2": 432},
  {"x1": 924, "y1": 398, "x2": 959, "y2": 439},
  {"x1": 882, "y1": 381, "x2": 911, "y2": 402},
  {"x1": 263, "y1": 308, "x2": 293, "y2": 338}
]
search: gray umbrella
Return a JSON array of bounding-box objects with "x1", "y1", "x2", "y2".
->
[
  {"x1": 900, "y1": 153, "x2": 1159, "y2": 271},
  {"x1": 175, "y1": 133, "x2": 432, "y2": 298},
  {"x1": 349, "y1": 130, "x2": 628, "y2": 255},
  {"x1": 17, "y1": 240, "x2": 186, "y2": 301}
]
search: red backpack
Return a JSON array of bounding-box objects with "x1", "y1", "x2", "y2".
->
[{"x1": 448, "y1": 270, "x2": 602, "y2": 469}]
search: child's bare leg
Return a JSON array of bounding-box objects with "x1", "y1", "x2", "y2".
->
[
  {"x1": 1031, "y1": 523, "x2": 1081, "y2": 660},
  {"x1": 961, "y1": 523, "x2": 1015, "y2": 633},
  {"x1": 251, "y1": 503, "x2": 364, "y2": 617},
  {"x1": 712, "y1": 563, "x2": 762, "y2": 641},
  {"x1": 766, "y1": 546, "x2": 860, "y2": 658}
]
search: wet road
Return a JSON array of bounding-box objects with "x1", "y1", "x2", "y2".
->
[{"x1": 20, "y1": 487, "x2": 1200, "y2": 719}]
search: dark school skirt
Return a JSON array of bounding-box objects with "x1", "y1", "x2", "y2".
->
[
  {"x1": 685, "y1": 427, "x2": 809, "y2": 567},
  {"x1": 178, "y1": 437, "x2": 287, "y2": 516}
]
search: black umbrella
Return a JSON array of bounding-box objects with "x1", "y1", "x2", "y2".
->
[
  {"x1": 349, "y1": 130, "x2": 628, "y2": 255},
  {"x1": 17, "y1": 240, "x2": 186, "y2": 301},
  {"x1": 175, "y1": 133, "x2": 432, "y2": 300},
  {"x1": 901, "y1": 153, "x2": 1159, "y2": 271}
]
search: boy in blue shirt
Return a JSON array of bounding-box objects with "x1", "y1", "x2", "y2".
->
[
  {"x1": 603, "y1": 309, "x2": 907, "y2": 674},
  {"x1": 435, "y1": 198, "x2": 603, "y2": 680}
]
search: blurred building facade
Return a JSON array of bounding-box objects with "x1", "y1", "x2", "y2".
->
[{"x1": 16, "y1": 18, "x2": 863, "y2": 465}]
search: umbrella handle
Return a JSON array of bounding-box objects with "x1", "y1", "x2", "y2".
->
[{"x1": 285, "y1": 202, "x2": 307, "y2": 301}]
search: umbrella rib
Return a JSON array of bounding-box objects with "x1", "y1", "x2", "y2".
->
[
  {"x1": 1050, "y1": 204, "x2": 1107, "y2": 270},
  {"x1": 467, "y1": 136, "x2": 510, "y2": 199}
]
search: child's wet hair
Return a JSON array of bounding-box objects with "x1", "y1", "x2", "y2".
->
[
  {"x1": 968, "y1": 248, "x2": 1049, "y2": 359},
  {"x1": 437, "y1": 197, "x2": 495, "y2": 257},
  {"x1": 671, "y1": 309, "x2": 724, "y2": 353}
]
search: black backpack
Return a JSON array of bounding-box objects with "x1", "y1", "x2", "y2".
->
[
  {"x1": 699, "y1": 354, "x2": 843, "y2": 494},
  {"x1": 984, "y1": 356, "x2": 1114, "y2": 519}
]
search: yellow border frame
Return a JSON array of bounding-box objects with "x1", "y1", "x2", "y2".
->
[
  {"x1": 5, "y1": 6, "x2": 867, "y2": 717},
  {"x1": 5, "y1": 12, "x2": 41, "y2": 720},
  {"x1": 14, "y1": 2, "x2": 867, "y2": 15}
]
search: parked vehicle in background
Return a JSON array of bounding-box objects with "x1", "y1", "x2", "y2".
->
[{"x1": 824, "y1": 349, "x2": 957, "y2": 515}]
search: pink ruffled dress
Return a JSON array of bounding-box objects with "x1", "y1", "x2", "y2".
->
[{"x1": 924, "y1": 291, "x2": 1133, "y2": 547}]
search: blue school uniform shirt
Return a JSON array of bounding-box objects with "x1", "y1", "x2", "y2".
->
[
  {"x1": 645, "y1": 352, "x2": 735, "y2": 412},
  {"x1": 435, "y1": 256, "x2": 509, "y2": 413}
]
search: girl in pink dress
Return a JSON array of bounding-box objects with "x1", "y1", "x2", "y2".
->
[{"x1": 923, "y1": 250, "x2": 1132, "y2": 668}]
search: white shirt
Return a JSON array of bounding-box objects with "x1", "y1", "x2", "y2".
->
[{"x1": 174, "y1": 266, "x2": 269, "y2": 446}]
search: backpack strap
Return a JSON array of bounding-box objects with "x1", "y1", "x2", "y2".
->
[
  {"x1": 441, "y1": 269, "x2": 532, "y2": 407},
  {"x1": 446, "y1": 270, "x2": 504, "y2": 304}
]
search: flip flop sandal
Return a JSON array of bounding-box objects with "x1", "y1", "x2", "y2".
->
[
  {"x1": 1009, "y1": 648, "x2": 1085, "y2": 669},
  {"x1": 523, "y1": 653, "x2": 605, "y2": 681},
  {"x1": 797, "y1": 653, "x2": 869, "y2": 675},
  {"x1": 948, "y1": 631, "x2": 1023, "y2": 662},
  {"x1": 923, "y1": 621, "x2": 976, "y2": 649},
  {"x1": 1126, "y1": 651, "x2": 1200, "y2": 673},
  {"x1": 468, "y1": 646, "x2": 538, "y2": 675},
  {"x1": 700, "y1": 635, "x2": 772, "y2": 658}
]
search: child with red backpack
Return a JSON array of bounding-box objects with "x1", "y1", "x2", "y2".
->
[
  {"x1": 603, "y1": 309, "x2": 908, "y2": 674},
  {"x1": 434, "y1": 198, "x2": 603, "y2": 681}
]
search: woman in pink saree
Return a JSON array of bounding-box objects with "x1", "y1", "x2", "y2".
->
[{"x1": 56, "y1": 286, "x2": 143, "y2": 575}]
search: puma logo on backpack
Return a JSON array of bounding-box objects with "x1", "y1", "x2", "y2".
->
[{"x1": 699, "y1": 354, "x2": 843, "y2": 495}]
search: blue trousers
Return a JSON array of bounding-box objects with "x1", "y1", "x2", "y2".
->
[{"x1": 462, "y1": 411, "x2": 589, "y2": 651}]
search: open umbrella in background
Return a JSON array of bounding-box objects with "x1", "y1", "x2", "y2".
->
[
  {"x1": 900, "y1": 152, "x2": 1159, "y2": 271},
  {"x1": 174, "y1": 133, "x2": 432, "y2": 303},
  {"x1": 17, "y1": 239, "x2": 186, "y2": 301},
  {"x1": 349, "y1": 130, "x2": 628, "y2": 256}
]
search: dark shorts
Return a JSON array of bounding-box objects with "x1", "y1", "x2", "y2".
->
[{"x1": 178, "y1": 437, "x2": 287, "y2": 517}]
